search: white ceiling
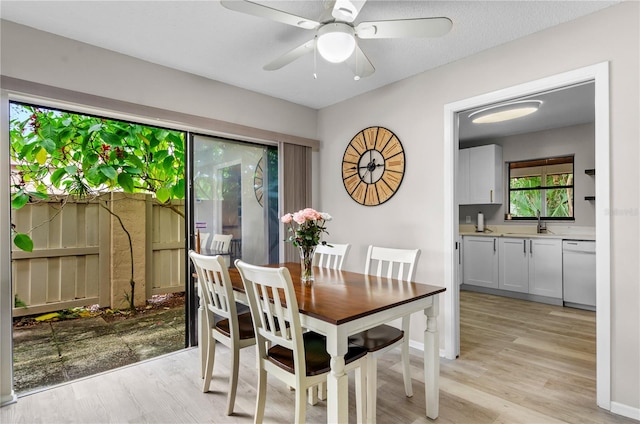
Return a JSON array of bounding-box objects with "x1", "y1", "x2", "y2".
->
[
  {"x1": 458, "y1": 81, "x2": 595, "y2": 143},
  {"x1": 1, "y1": 1, "x2": 612, "y2": 140}
]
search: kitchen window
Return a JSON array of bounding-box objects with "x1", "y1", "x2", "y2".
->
[{"x1": 508, "y1": 155, "x2": 574, "y2": 220}]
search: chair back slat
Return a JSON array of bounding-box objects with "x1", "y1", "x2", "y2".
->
[
  {"x1": 365, "y1": 245, "x2": 421, "y2": 282},
  {"x1": 313, "y1": 243, "x2": 350, "y2": 270},
  {"x1": 189, "y1": 251, "x2": 238, "y2": 327},
  {"x1": 236, "y1": 260, "x2": 303, "y2": 356},
  {"x1": 212, "y1": 234, "x2": 233, "y2": 253}
]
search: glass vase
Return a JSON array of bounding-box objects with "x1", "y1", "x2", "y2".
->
[{"x1": 299, "y1": 245, "x2": 317, "y2": 286}]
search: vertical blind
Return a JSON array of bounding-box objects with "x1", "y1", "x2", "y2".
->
[{"x1": 281, "y1": 143, "x2": 312, "y2": 262}]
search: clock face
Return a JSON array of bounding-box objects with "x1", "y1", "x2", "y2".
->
[
  {"x1": 342, "y1": 126, "x2": 405, "y2": 206},
  {"x1": 253, "y1": 157, "x2": 264, "y2": 207}
]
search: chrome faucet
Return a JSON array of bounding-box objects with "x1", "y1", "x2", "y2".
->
[{"x1": 536, "y1": 210, "x2": 547, "y2": 234}]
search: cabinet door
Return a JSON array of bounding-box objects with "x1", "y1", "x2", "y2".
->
[
  {"x1": 457, "y1": 148, "x2": 470, "y2": 205},
  {"x1": 463, "y1": 236, "x2": 499, "y2": 289},
  {"x1": 529, "y1": 238, "x2": 563, "y2": 298},
  {"x1": 499, "y1": 238, "x2": 529, "y2": 293},
  {"x1": 468, "y1": 145, "x2": 502, "y2": 204}
]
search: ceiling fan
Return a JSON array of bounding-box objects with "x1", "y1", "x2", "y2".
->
[{"x1": 220, "y1": 0, "x2": 452, "y2": 79}]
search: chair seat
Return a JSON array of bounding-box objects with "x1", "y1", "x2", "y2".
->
[
  {"x1": 215, "y1": 312, "x2": 255, "y2": 340},
  {"x1": 348, "y1": 324, "x2": 404, "y2": 352},
  {"x1": 268, "y1": 331, "x2": 367, "y2": 376}
]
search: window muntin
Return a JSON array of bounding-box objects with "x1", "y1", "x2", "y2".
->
[{"x1": 508, "y1": 156, "x2": 574, "y2": 220}]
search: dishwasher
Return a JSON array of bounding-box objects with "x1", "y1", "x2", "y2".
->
[{"x1": 562, "y1": 240, "x2": 596, "y2": 311}]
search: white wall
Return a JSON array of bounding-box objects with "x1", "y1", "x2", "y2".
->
[
  {"x1": 0, "y1": 20, "x2": 318, "y2": 141},
  {"x1": 318, "y1": 2, "x2": 638, "y2": 413},
  {"x1": 460, "y1": 123, "x2": 596, "y2": 227}
]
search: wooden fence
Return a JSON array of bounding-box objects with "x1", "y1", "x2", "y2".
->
[{"x1": 11, "y1": 195, "x2": 185, "y2": 317}]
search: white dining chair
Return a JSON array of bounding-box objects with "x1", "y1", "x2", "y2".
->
[
  {"x1": 189, "y1": 251, "x2": 256, "y2": 416},
  {"x1": 349, "y1": 245, "x2": 421, "y2": 424},
  {"x1": 313, "y1": 242, "x2": 350, "y2": 270},
  {"x1": 235, "y1": 259, "x2": 368, "y2": 424},
  {"x1": 211, "y1": 233, "x2": 233, "y2": 266},
  {"x1": 308, "y1": 242, "x2": 351, "y2": 405}
]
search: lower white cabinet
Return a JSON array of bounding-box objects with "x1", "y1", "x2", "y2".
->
[
  {"x1": 462, "y1": 236, "x2": 499, "y2": 289},
  {"x1": 498, "y1": 237, "x2": 563, "y2": 298},
  {"x1": 464, "y1": 235, "x2": 564, "y2": 300},
  {"x1": 499, "y1": 238, "x2": 529, "y2": 293},
  {"x1": 528, "y1": 238, "x2": 563, "y2": 298}
]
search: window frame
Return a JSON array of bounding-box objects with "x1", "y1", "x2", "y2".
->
[{"x1": 507, "y1": 155, "x2": 575, "y2": 221}]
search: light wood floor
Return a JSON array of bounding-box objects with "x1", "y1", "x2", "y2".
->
[{"x1": 1, "y1": 291, "x2": 635, "y2": 423}]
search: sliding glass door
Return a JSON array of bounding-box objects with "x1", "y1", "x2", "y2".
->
[
  {"x1": 191, "y1": 134, "x2": 279, "y2": 265},
  {"x1": 186, "y1": 134, "x2": 279, "y2": 345}
]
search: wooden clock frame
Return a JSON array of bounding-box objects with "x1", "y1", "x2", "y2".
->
[{"x1": 341, "y1": 126, "x2": 406, "y2": 206}]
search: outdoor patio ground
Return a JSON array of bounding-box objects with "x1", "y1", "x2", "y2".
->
[{"x1": 12, "y1": 293, "x2": 186, "y2": 394}]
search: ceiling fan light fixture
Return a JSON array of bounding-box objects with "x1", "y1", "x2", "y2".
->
[
  {"x1": 469, "y1": 100, "x2": 543, "y2": 124},
  {"x1": 317, "y1": 23, "x2": 356, "y2": 63}
]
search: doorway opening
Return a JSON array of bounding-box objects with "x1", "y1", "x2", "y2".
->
[{"x1": 443, "y1": 62, "x2": 611, "y2": 409}]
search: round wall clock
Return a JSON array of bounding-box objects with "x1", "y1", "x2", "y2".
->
[
  {"x1": 341, "y1": 126, "x2": 406, "y2": 206},
  {"x1": 253, "y1": 157, "x2": 264, "y2": 207}
]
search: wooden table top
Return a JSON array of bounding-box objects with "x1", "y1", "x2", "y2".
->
[{"x1": 228, "y1": 262, "x2": 445, "y2": 325}]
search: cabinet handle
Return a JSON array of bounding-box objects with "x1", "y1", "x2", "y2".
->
[
  {"x1": 530, "y1": 239, "x2": 533, "y2": 256},
  {"x1": 493, "y1": 238, "x2": 496, "y2": 252},
  {"x1": 523, "y1": 240, "x2": 526, "y2": 254},
  {"x1": 490, "y1": 190, "x2": 493, "y2": 203}
]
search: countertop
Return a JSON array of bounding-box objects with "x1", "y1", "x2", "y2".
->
[{"x1": 459, "y1": 224, "x2": 596, "y2": 241}]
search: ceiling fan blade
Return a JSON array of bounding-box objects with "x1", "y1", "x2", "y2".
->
[
  {"x1": 264, "y1": 39, "x2": 315, "y2": 71},
  {"x1": 355, "y1": 17, "x2": 452, "y2": 39},
  {"x1": 220, "y1": 0, "x2": 321, "y2": 30},
  {"x1": 345, "y1": 44, "x2": 375, "y2": 79},
  {"x1": 332, "y1": 0, "x2": 367, "y2": 23}
]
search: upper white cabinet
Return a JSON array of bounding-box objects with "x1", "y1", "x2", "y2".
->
[{"x1": 458, "y1": 144, "x2": 503, "y2": 205}]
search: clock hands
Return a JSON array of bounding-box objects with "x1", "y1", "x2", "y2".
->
[{"x1": 355, "y1": 157, "x2": 384, "y2": 184}]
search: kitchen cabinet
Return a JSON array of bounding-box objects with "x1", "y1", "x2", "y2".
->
[
  {"x1": 455, "y1": 235, "x2": 463, "y2": 287},
  {"x1": 499, "y1": 238, "x2": 529, "y2": 293},
  {"x1": 458, "y1": 144, "x2": 503, "y2": 205},
  {"x1": 528, "y1": 238, "x2": 563, "y2": 298},
  {"x1": 499, "y1": 237, "x2": 563, "y2": 298},
  {"x1": 462, "y1": 236, "x2": 499, "y2": 289}
]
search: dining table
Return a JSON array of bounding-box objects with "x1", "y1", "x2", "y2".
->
[{"x1": 223, "y1": 262, "x2": 446, "y2": 424}]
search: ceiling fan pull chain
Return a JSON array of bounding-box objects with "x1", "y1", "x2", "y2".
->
[
  {"x1": 313, "y1": 36, "x2": 318, "y2": 80},
  {"x1": 354, "y1": 45, "x2": 360, "y2": 81}
]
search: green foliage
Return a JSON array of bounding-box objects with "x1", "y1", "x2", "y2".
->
[
  {"x1": 14, "y1": 295, "x2": 27, "y2": 308},
  {"x1": 509, "y1": 173, "x2": 573, "y2": 218},
  {"x1": 9, "y1": 103, "x2": 186, "y2": 252},
  {"x1": 10, "y1": 104, "x2": 185, "y2": 203},
  {"x1": 12, "y1": 233, "x2": 33, "y2": 252}
]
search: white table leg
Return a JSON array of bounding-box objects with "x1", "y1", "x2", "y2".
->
[
  {"x1": 424, "y1": 294, "x2": 440, "y2": 419},
  {"x1": 326, "y1": 328, "x2": 349, "y2": 423}
]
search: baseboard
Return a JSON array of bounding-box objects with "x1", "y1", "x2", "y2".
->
[
  {"x1": 460, "y1": 284, "x2": 563, "y2": 306},
  {"x1": 408, "y1": 339, "x2": 448, "y2": 358},
  {"x1": 611, "y1": 401, "x2": 640, "y2": 421}
]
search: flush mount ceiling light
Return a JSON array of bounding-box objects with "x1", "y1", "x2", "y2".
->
[
  {"x1": 316, "y1": 23, "x2": 356, "y2": 63},
  {"x1": 469, "y1": 100, "x2": 543, "y2": 124}
]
